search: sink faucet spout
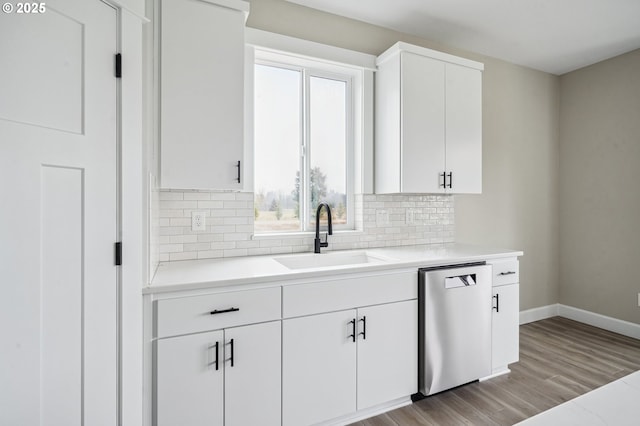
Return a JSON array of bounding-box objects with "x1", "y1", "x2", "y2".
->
[{"x1": 314, "y1": 202, "x2": 333, "y2": 254}]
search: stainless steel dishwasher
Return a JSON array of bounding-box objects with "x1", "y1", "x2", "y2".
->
[{"x1": 418, "y1": 263, "x2": 492, "y2": 396}]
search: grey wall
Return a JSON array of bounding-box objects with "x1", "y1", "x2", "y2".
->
[
  {"x1": 559, "y1": 49, "x2": 640, "y2": 324},
  {"x1": 456, "y1": 63, "x2": 560, "y2": 311},
  {"x1": 248, "y1": 0, "x2": 562, "y2": 311}
]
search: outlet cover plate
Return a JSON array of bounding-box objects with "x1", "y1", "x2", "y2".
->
[{"x1": 191, "y1": 211, "x2": 206, "y2": 231}]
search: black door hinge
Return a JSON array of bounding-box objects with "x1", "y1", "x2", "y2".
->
[
  {"x1": 115, "y1": 53, "x2": 122, "y2": 78},
  {"x1": 115, "y1": 242, "x2": 122, "y2": 266}
]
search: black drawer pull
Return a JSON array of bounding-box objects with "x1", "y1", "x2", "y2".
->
[
  {"x1": 210, "y1": 307, "x2": 240, "y2": 315},
  {"x1": 229, "y1": 338, "x2": 234, "y2": 367},
  {"x1": 493, "y1": 294, "x2": 500, "y2": 313},
  {"x1": 439, "y1": 172, "x2": 446, "y2": 188},
  {"x1": 447, "y1": 172, "x2": 453, "y2": 189},
  {"x1": 498, "y1": 271, "x2": 516, "y2": 276}
]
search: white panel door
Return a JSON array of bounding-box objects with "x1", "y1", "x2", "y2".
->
[
  {"x1": 225, "y1": 321, "x2": 281, "y2": 426},
  {"x1": 160, "y1": 0, "x2": 244, "y2": 189},
  {"x1": 401, "y1": 52, "x2": 446, "y2": 193},
  {"x1": 156, "y1": 331, "x2": 224, "y2": 426},
  {"x1": 492, "y1": 284, "x2": 520, "y2": 371},
  {"x1": 0, "y1": 1, "x2": 118, "y2": 425},
  {"x1": 445, "y1": 63, "x2": 482, "y2": 194},
  {"x1": 357, "y1": 300, "x2": 418, "y2": 409},
  {"x1": 283, "y1": 310, "x2": 357, "y2": 426}
]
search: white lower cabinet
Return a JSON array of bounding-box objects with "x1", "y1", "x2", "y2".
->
[
  {"x1": 488, "y1": 258, "x2": 520, "y2": 375},
  {"x1": 156, "y1": 330, "x2": 224, "y2": 426},
  {"x1": 224, "y1": 322, "x2": 281, "y2": 426},
  {"x1": 282, "y1": 299, "x2": 418, "y2": 426},
  {"x1": 357, "y1": 301, "x2": 418, "y2": 409},
  {"x1": 283, "y1": 310, "x2": 357, "y2": 426},
  {"x1": 492, "y1": 283, "x2": 520, "y2": 373},
  {"x1": 155, "y1": 321, "x2": 281, "y2": 426}
]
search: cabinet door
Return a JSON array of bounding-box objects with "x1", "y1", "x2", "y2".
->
[
  {"x1": 492, "y1": 283, "x2": 520, "y2": 372},
  {"x1": 225, "y1": 321, "x2": 281, "y2": 426},
  {"x1": 445, "y1": 63, "x2": 482, "y2": 194},
  {"x1": 282, "y1": 310, "x2": 357, "y2": 426},
  {"x1": 357, "y1": 300, "x2": 418, "y2": 409},
  {"x1": 156, "y1": 330, "x2": 224, "y2": 426},
  {"x1": 160, "y1": 0, "x2": 244, "y2": 189},
  {"x1": 401, "y1": 52, "x2": 446, "y2": 193}
]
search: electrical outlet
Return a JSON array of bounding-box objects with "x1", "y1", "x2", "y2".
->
[
  {"x1": 191, "y1": 211, "x2": 206, "y2": 231},
  {"x1": 637, "y1": 292, "x2": 640, "y2": 307},
  {"x1": 376, "y1": 209, "x2": 389, "y2": 226}
]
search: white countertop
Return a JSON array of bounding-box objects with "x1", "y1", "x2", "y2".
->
[{"x1": 147, "y1": 243, "x2": 523, "y2": 294}]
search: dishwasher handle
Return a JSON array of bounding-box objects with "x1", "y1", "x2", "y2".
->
[{"x1": 444, "y1": 274, "x2": 477, "y2": 289}]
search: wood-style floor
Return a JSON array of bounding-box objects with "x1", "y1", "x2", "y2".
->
[{"x1": 351, "y1": 316, "x2": 640, "y2": 426}]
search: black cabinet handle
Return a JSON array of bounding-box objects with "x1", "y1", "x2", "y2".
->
[
  {"x1": 229, "y1": 338, "x2": 234, "y2": 367},
  {"x1": 447, "y1": 172, "x2": 453, "y2": 189},
  {"x1": 348, "y1": 319, "x2": 356, "y2": 343},
  {"x1": 214, "y1": 341, "x2": 219, "y2": 370},
  {"x1": 210, "y1": 307, "x2": 239, "y2": 315},
  {"x1": 236, "y1": 160, "x2": 241, "y2": 183},
  {"x1": 498, "y1": 271, "x2": 516, "y2": 276},
  {"x1": 439, "y1": 172, "x2": 446, "y2": 188},
  {"x1": 358, "y1": 316, "x2": 367, "y2": 340},
  {"x1": 493, "y1": 293, "x2": 500, "y2": 313}
]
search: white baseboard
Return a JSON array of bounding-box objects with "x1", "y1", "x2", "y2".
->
[
  {"x1": 520, "y1": 304, "x2": 559, "y2": 324},
  {"x1": 558, "y1": 304, "x2": 640, "y2": 340},
  {"x1": 316, "y1": 396, "x2": 412, "y2": 426},
  {"x1": 480, "y1": 368, "x2": 511, "y2": 381},
  {"x1": 519, "y1": 303, "x2": 640, "y2": 340}
]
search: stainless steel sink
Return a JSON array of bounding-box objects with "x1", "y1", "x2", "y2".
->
[{"x1": 275, "y1": 251, "x2": 389, "y2": 270}]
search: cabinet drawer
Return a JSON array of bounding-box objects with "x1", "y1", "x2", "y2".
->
[
  {"x1": 490, "y1": 260, "x2": 519, "y2": 286},
  {"x1": 283, "y1": 271, "x2": 416, "y2": 318},
  {"x1": 155, "y1": 287, "x2": 281, "y2": 338}
]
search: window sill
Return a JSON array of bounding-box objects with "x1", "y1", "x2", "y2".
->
[{"x1": 252, "y1": 229, "x2": 363, "y2": 240}]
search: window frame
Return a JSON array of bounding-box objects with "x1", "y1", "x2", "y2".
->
[{"x1": 254, "y1": 51, "x2": 358, "y2": 233}]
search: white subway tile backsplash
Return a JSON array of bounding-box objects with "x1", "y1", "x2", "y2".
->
[
  {"x1": 159, "y1": 243, "x2": 183, "y2": 253},
  {"x1": 247, "y1": 248, "x2": 271, "y2": 256},
  {"x1": 197, "y1": 234, "x2": 224, "y2": 242},
  {"x1": 183, "y1": 192, "x2": 212, "y2": 201},
  {"x1": 169, "y1": 252, "x2": 198, "y2": 261},
  {"x1": 169, "y1": 218, "x2": 191, "y2": 227},
  {"x1": 236, "y1": 240, "x2": 261, "y2": 249},
  {"x1": 197, "y1": 200, "x2": 224, "y2": 209},
  {"x1": 159, "y1": 209, "x2": 183, "y2": 218},
  {"x1": 162, "y1": 200, "x2": 198, "y2": 209},
  {"x1": 159, "y1": 191, "x2": 184, "y2": 201},
  {"x1": 223, "y1": 233, "x2": 250, "y2": 242},
  {"x1": 224, "y1": 248, "x2": 248, "y2": 257},
  {"x1": 223, "y1": 217, "x2": 250, "y2": 225},
  {"x1": 210, "y1": 193, "x2": 237, "y2": 201},
  {"x1": 197, "y1": 250, "x2": 224, "y2": 259},
  {"x1": 157, "y1": 190, "x2": 455, "y2": 262}
]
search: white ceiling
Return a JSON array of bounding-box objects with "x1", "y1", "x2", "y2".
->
[{"x1": 285, "y1": 0, "x2": 640, "y2": 75}]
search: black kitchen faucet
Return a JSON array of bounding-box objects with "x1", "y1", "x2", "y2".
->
[{"x1": 314, "y1": 202, "x2": 333, "y2": 253}]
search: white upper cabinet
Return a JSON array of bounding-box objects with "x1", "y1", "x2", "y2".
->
[
  {"x1": 159, "y1": 0, "x2": 248, "y2": 189},
  {"x1": 375, "y1": 42, "x2": 483, "y2": 194}
]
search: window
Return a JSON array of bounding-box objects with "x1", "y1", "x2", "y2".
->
[{"x1": 253, "y1": 52, "x2": 358, "y2": 233}]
